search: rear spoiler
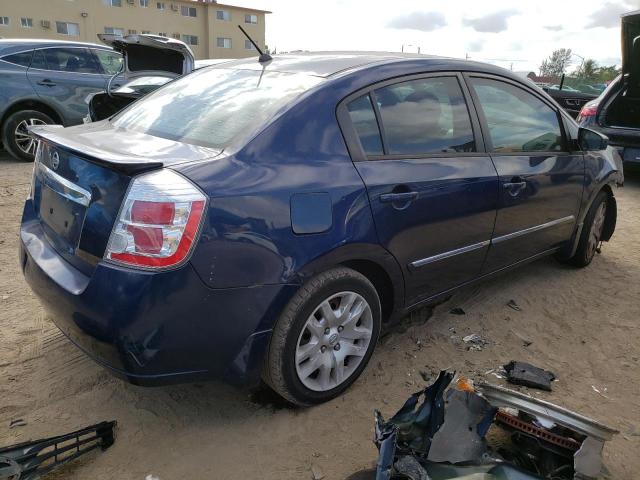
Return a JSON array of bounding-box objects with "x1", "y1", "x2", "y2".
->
[{"x1": 28, "y1": 125, "x2": 163, "y2": 175}]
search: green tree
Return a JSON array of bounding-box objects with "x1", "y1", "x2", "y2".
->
[
  {"x1": 574, "y1": 59, "x2": 599, "y2": 80},
  {"x1": 596, "y1": 65, "x2": 621, "y2": 82},
  {"x1": 540, "y1": 48, "x2": 573, "y2": 77}
]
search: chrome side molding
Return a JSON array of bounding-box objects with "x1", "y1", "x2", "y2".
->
[
  {"x1": 491, "y1": 215, "x2": 575, "y2": 244},
  {"x1": 410, "y1": 215, "x2": 576, "y2": 269},
  {"x1": 410, "y1": 240, "x2": 491, "y2": 268}
]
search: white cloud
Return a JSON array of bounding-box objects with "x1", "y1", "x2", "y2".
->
[
  {"x1": 387, "y1": 12, "x2": 447, "y2": 32},
  {"x1": 230, "y1": 0, "x2": 626, "y2": 71}
]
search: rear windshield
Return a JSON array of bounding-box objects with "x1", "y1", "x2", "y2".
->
[{"x1": 112, "y1": 67, "x2": 323, "y2": 149}]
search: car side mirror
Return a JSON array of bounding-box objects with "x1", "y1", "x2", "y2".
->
[{"x1": 578, "y1": 127, "x2": 608, "y2": 151}]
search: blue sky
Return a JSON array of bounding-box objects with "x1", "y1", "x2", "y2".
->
[{"x1": 231, "y1": 0, "x2": 639, "y2": 72}]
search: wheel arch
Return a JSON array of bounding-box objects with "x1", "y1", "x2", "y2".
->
[
  {"x1": 295, "y1": 243, "x2": 405, "y2": 324},
  {"x1": 0, "y1": 98, "x2": 64, "y2": 132}
]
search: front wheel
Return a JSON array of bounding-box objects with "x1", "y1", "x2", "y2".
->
[
  {"x1": 564, "y1": 191, "x2": 609, "y2": 267},
  {"x1": 263, "y1": 267, "x2": 381, "y2": 406},
  {"x1": 1, "y1": 110, "x2": 54, "y2": 161}
]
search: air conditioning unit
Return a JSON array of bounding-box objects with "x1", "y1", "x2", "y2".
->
[
  {"x1": 40, "y1": 20, "x2": 50, "y2": 28},
  {"x1": 170, "y1": 4, "x2": 179, "y2": 11}
]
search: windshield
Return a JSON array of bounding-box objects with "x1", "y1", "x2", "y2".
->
[{"x1": 112, "y1": 67, "x2": 324, "y2": 149}]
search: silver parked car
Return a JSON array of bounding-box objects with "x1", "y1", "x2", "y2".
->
[{"x1": 0, "y1": 39, "x2": 122, "y2": 160}]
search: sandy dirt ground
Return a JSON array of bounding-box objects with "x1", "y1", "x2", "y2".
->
[{"x1": 0, "y1": 151, "x2": 638, "y2": 479}]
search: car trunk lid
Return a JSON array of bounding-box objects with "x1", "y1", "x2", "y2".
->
[
  {"x1": 98, "y1": 33, "x2": 195, "y2": 80},
  {"x1": 622, "y1": 11, "x2": 640, "y2": 81},
  {"x1": 28, "y1": 124, "x2": 218, "y2": 275}
]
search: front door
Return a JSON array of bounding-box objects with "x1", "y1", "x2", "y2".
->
[
  {"x1": 27, "y1": 47, "x2": 107, "y2": 126},
  {"x1": 340, "y1": 74, "x2": 499, "y2": 305},
  {"x1": 466, "y1": 75, "x2": 585, "y2": 272}
]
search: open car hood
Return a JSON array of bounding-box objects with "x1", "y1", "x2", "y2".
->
[
  {"x1": 622, "y1": 11, "x2": 640, "y2": 79},
  {"x1": 98, "y1": 33, "x2": 195, "y2": 80}
]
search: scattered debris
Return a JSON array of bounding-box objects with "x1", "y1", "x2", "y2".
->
[
  {"x1": 367, "y1": 371, "x2": 617, "y2": 480},
  {"x1": 462, "y1": 334, "x2": 487, "y2": 351},
  {"x1": 591, "y1": 385, "x2": 609, "y2": 399},
  {"x1": 449, "y1": 308, "x2": 466, "y2": 315},
  {"x1": 513, "y1": 331, "x2": 533, "y2": 347},
  {"x1": 0, "y1": 421, "x2": 116, "y2": 480},
  {"x1": 504, "y1": 361, "x2": 556, "y2": 391},
  {"x1": 8, "y1": 419, "x2": 26, "y2": 429},
  {"x1": 507, "y1": 300, "x2": 521, "y2": 311},
  {"x1": 311, "y1": 463, "x2": 325, "y2": 480}
]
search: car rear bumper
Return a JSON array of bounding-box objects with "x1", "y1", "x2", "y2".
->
[{"x1": 20, "y1": 200, "x2": 296, "y2": 387}]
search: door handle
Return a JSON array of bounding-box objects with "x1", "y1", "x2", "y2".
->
[
  {"x1": 503, "y1": 181, "x2": 527, "y2": 189},
  {"x1": 503, "y1": 177, "x2": 527, "y2": 196},
  {"x1": 37, "y1": 79, "x2": 56, "y2": 87},
  {"x1": 380, "y1": 191, "x2": 419, "y2": 203}
]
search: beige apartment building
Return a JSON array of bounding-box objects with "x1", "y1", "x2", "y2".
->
[{"x1": 0, "y1": 0, "x2": 269, "y2": 59}]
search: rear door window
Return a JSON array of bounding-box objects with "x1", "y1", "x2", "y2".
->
[
  {"x1": 346, "y1": 94, "x2": 383, "y2": 156},
  {"x1": 92, "y1": 49, "x2": 123, "y2": 75},
  {"x1": 2, "y1": 50, "x2": 33, "y2": 67},
  {"x1": 374, "y1": 77, "x2": 476, "y2": 155},
  {"x1": 42, "y1": 48, "x2": 101, "y2": 73},
  {"x1": 470, "y1": 77, "x2": 563, "y2": 152}
]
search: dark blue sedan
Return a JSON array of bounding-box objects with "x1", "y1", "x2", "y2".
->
[{"x1": 20, "y1": 53, "x2": 622, "y2": 405}]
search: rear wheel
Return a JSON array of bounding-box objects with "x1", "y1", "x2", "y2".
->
[
  {"x1": 263, "y1": 267, "x2": 381, "y2": 406},
  {"x1": 565, "y1": 191, "x2": 609, "y2": 267},
  {"x1": 2, "y1": 110, "x2": 54, "y2": 161}
]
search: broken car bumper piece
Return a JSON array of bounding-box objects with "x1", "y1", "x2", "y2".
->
[
  {"x1": 0, "y1": 421, "x2": 116, "y2": 480},
  {"x1": 370, "y1": 371, "x2": 617, "y2": 480}
]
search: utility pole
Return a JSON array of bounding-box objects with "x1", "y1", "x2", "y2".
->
[{"x1": 465, "y1": 53, "x2": 469, "y2": 60}]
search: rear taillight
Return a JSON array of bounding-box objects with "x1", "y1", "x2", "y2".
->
[
  {"x1": 577, "y1": 103, "x2": 598, "y2": 122},
  {"x1": 105, "y1": 169, "x2": 207, "y2": 269}
]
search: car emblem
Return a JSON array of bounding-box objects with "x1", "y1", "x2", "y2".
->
[{"x1": 51, "y1": 151, "x2": 60, "y2": 170}]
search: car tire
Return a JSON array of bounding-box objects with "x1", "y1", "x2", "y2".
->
[
  {"x1": 564, "y1": 190, "x2": 609, "y2": 267},
  {"x1": 2, "y1": 110, "x2": 54, "y2": 161},
  {"x1": 263, "y1": 267, "x2": 381, "y2": 406}
]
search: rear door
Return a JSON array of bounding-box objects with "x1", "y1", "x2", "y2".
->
[
  {"x1": 27, "y1": 47, "x2": 107, "y2": 125},
  {"x1": 338, "y1": 73, "x2": 499, "y2": 305},
  {"x1": 465, "y1": 75, "x2": 584, "y2": 272}
]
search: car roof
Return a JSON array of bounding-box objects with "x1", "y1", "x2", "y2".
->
[
  {"x1": 215, "y1": 51, "x2": 519, "y2": 80},
  {"x1": 0, "y1": 39, "x2": 110, "y2": 56}
]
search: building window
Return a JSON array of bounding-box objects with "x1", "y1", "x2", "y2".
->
[
  {"x1": 181, "y1": 6, "x2": 196, "y2": 17},
  {"x1": 216, "y1": 10, "x2": 230, "y2": 21},
  {"x1": 0, "y1": 17, "x2": 10, "y2": 26},
  {"x1": 156, "y1": 2, "x2": 165, "y2": 10},
  {"x1": 103, "y1": 0, "x2": 122, "y2": 6},
  {"x1": 158, "y1": 32, "x2": 167, "y2": 37},
  {"x1": 21, "y1": 17, "x2": 33, "y2": 28},
  {"x1": 128, "y1": 29, "x2": 137, "y2": 34},
  {"x1": 140, "y1": 0, "x2": 149, "y2": 6},
  {"x1": 56, "y1": 21, "x2": 80, "y2": 36},
  {"x1": 245, "y1": 39, "x2": 255, "y2": 50},
  {"x1": 217, "y1": 37, "x2": 232, "y2": 49},
  {"x1": 245, "y1": 14, "x2": 258, "y2": 24},
  {"x1": 141, "y1": 30, "x2": 151, "y2": 34},
  {"x1": 182, "y1": 34, "x2": 198, "y2": 45},
  {"x1": 104, "y1": 26, "x2": 124, "y2": 36}
]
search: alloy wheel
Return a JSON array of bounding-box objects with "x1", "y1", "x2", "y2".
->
[
  {"x1": 14, "y1": 118, "x2": 47, "y2": 156},
  {"x1": 587, "y1": 201, "x2": 607, "y2": 259},
  {"x1": 295, "y1": 291, "x2": 373, "y2": 392}
]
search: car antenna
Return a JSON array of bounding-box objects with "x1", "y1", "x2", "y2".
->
[{"x1": 238, "y1": 25, "x2": 272, "y2": 65}]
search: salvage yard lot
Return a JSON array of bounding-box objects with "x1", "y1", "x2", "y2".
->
[{"x1": 0, "y1": 151, "x2": 638, "y2": 479}]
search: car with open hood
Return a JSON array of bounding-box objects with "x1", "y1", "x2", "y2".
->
[
  {"x1": 20, "y1": 51, "x2": 622, "y2": 406},
  {"x1": 87, "y1": 34, "x2": 195, "y2": 122},
  {"x1": 577, "y1": 10, "x2": 640, "y2": 167},
  {"x1": 87, "y1": 34, "x2": 232, "y2": 122}
]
